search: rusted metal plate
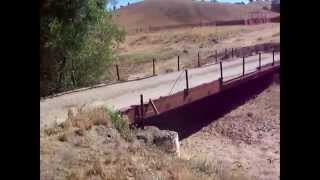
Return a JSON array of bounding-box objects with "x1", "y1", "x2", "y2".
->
[{"x1": 123, "y1": 80, "x2": 221, "y2": 124}]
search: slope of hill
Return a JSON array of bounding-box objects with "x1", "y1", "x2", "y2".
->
[
  {"x1": 113, "y1": 0, "x2": 279, "y2": 32},
  {"x1": 247, "y1": 0, "x2": 272, "y2": 10},
  {"x1": 271, "y1": 0, "x2": 280, "y2": 12}
]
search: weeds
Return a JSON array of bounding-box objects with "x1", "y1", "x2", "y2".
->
[
  {"x1": 105, "y1": 108, "x2": 134, "y2": 142},
  {"x1": 190, "y1": 158, "x2": 215, "y2": 176}
]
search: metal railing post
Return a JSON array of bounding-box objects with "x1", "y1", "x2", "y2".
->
[
  {"x1": 220, "y1": 61, "x2": 223, "y2": 80},
  {"x1": 140, "y1": 94, "x2": 144, "y2": 129},
  {"x1": 243, "y1": 56, "x2": 245, "y2": 76},
  {"x1": 259, "y1": 53, "x2": 261, "y2": 69},
  {"x1": 185, "y1": 69, "x2": 189, "y2": 94},
  {"x1": 272, "y1": 50, "x2": 275, "y2": 65}
]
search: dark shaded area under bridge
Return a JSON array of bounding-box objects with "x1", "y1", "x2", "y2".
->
[{"x1": 144, "y1": 73, "x2": 279, "y2": 140}]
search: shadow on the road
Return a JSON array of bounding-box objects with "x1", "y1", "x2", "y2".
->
[{"x1": 144, "y1": 73, "x2": 279, "y2": 140}]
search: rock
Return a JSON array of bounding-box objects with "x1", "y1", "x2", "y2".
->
[
  {"x1": 153, "y1": 130, "x2": 180, "y2": 157},
  {"x1": 136, "y1": 126, "x2": 159, "y2": 144},
  {"x1": 67, "y1": 107, "x2": 79, "y2": 119},
  {"x1": 54, "y1": 115, "x2": 68, "y2": 127},
  {"x1": 211, "y1": 38, "x2": 219, "y2": 44},
  {"x1": 136, "y1": 126, "x2": 180, "y2": 157}
]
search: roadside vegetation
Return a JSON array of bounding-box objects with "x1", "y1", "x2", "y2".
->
[
  {"x1": 41, "y1": 107, "x2": 250, "y2": 180},
  {"x1": 40, "y1": 0, "x2": 126, "y2": 97}
]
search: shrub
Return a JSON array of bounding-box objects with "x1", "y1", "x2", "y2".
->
[
  {"x1": 105, "y1": 108, "x2": 133, "y2": 142},
  {"x1": 40, "y1": 0, "x2": 126, "y2": 97}
]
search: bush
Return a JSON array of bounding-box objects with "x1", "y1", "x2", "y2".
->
[{"x1": 105, "y1": 108, "x2": 133, "y2": 142}]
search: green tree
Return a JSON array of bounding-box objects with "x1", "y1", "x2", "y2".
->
[{"x1": 40, "y1": 0, "x2": 125, "y2": 96}]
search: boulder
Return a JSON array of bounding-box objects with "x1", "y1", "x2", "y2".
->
[{"x1": 136, "y1": 126, "x2": 180, "y2": 157}]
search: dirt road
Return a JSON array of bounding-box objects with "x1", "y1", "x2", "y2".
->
[{"x1": 40, "y1": 53, "x2": 279, "y2": 129}]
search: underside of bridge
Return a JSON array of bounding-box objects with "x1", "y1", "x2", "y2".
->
[{"x1": 142, "y1": 71, "x2": 279, "y2": 139}]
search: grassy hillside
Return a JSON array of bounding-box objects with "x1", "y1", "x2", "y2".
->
[{"x1": 113, "y1": 0, "x2": 279, "y2": 32}]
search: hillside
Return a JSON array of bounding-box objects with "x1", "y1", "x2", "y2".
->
[{"x1": 112, "y1": 0, "x2": 279, "y2": 32}]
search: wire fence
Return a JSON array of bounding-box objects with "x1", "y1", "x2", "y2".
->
[{"x1": 41, "y1": 42, "x2": 280, "y2": 100}]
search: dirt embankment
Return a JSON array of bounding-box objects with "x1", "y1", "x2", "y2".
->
[
  {"x1": 181, "y1": 75, "x2": 280, "y2": 180},
  {"x1": 41, "y1": 108, "x2": 240, "y2": 180}
]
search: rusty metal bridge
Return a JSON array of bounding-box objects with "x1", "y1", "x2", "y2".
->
[{"x1": 122, "y1": 52, "x2": 280, "y2": 128}]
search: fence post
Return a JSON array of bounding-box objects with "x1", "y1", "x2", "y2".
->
[
  {"x1": 178, "y1": 56, "x2": 180, "y2": 71},
  {"x1": 259, "y1": 53, "x2": 261, "y2": 69},
  {"x1": 116, "y1": 64, "x2": 120, "y2": 81},
  {"x1": 243, "y1": 56, "x2": 245, "y2": 76},
  {"x1": 140, "y1": 94, "x2": 144, "y2": 129},
  {"x1": 215, "y1": 50, "x2": 218, "y2": 63},
  {"x1": 198, "y1": 52, "x2": 200, "y2": 67},
  {"x1": 232, "y1": 48, "x2": 234, "y2": 58},
  {"x1": 185, "y1": 69, "x2": 189, "y2": 94},
  {"x1": 153, "y1": 58, "x2": 156, "y2": 76}
]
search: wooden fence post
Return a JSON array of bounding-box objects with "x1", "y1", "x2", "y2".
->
[
  {"x1": 116, "y1": 64, "x2": 120, "y2": 81},
  {"x1": 178, "y1": 56, "x2": 180, "y2": 71},
  {"x1": 153, "y1": 58, "x2": 156, "y2": 76}
]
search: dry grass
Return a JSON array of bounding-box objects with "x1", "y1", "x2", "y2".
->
[
  {"x1": 68, "y1": 107, "x2": 111, "y2": 129},
  {"x1": 118, "y1": 47, "x2": 180, "y2": 63},
  {"x1": 109, "y1": 23, "x2": 279, "y2": 81},
  {"x1": 43, "y1": 107, "x2": 111, "y2": 138},
  {"x1": 113, "y1": 0, "x2": 279, "y2": 32},
  {"x1": 119, "y1": 25, "x2": 257, "y2": 50},
  {"x1": 272, "y1": 32, "x2": 280, "y2": 37},
  {"x1": 41, "y1": 106, "x2": 253, "y2": 180}
]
